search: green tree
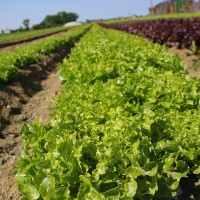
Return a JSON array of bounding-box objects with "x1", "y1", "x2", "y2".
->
[
  {"x1": 34, "y1": 11, "x2": 78, "y2": 29},
  {"x1": 23, "y1": 19, "x2": 30, "y2": 30}
]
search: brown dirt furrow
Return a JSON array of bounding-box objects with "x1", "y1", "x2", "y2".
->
[{"x1": 168, "y1": 47, "x2": 200, "y2": 79}]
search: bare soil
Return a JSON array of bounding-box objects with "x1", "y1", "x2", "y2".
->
[
  {"x1": 0, "y1": 44, "x2": 200, "y2": 199},
  {"x1": 168, "y1": 47, "x2": 200, "y2": 78}
]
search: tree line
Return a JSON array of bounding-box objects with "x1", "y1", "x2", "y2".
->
[
  {"x1": 33, "y1": 11, "x2": 78, "y2": 29},
  {"x1": 19, "y1": 11, "x2": 78, "y2": 32}
]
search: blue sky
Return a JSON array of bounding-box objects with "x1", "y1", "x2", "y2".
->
[{"x1": 0, "y1": 0, "x2": 163, "y2": 31}]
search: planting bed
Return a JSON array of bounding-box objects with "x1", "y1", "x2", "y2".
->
[
  {"x1": 0, "y1": 60, "x2": 61, "y2": 200},
  {"x1": 0, "y1": 45, "x2": 74, "y2": 199}
]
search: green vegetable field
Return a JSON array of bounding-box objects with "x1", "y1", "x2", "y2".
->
[
  {"x1": 0, "y1": 26, "x2": 67, "y2": 44},
  {"x1": 15, "y1": 25, "x2": 200, "y2": 199},
  {"x1": 0, "y1": 25, "x2": 89, "y2": 83}
]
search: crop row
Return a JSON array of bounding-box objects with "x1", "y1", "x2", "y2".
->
[
  {"x1": 0, "y1": 25, "x2": 90, "y2": 83},
  {"x1": 15, "y1": 25, "x2": 200, "y2": 199},
  {"x1": 101, "y1": 18, "x2": 200, "y2": 50}
]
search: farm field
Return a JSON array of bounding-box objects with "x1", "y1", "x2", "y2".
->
[
  {"x1": 13, "y1": 25, "x2": 200, "y2": 199},
  {"x1": 0, "y1": 26, "x2": 68, "y2": 44},
  {"x1": 0, "y1": 24, "x2": 90, "y2": 199},
  {"x1": 101, "y1": 17, "x2": 200, "y2": 50},
  {"x1": 0, "y1": 22, "x2": 200, "y2": 199},
  {"x1": 0, "y1": 25, "x2": 90, "y2": 83}
]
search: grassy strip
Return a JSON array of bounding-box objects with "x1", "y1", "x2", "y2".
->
[
  {"x1": 0, "y1": 25, "x2": 90, "y2": 83},
  {"x1": 0, "y1": 26, "x2": 67, "y2": 44},
  {"x1": 104, "y1": 12, "x2": 200, "y2": 24},
  {"x1": 16, "y1": 25, "x2": 200, "y2": 199}
]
